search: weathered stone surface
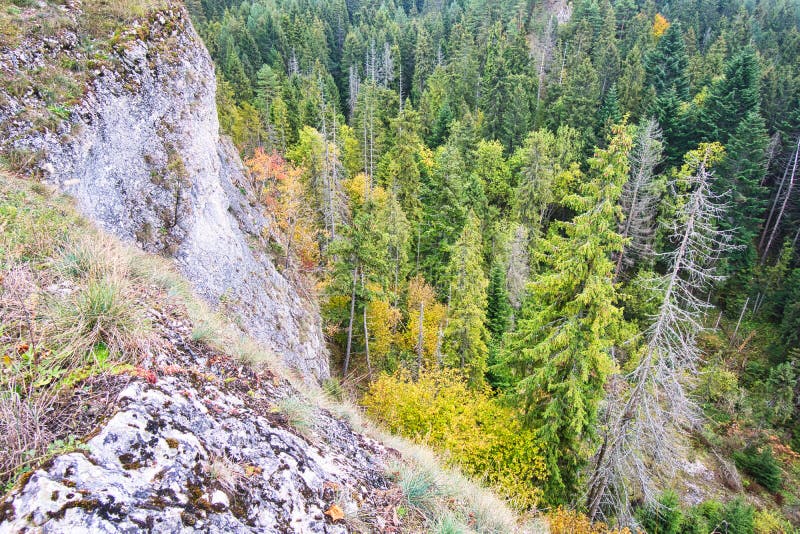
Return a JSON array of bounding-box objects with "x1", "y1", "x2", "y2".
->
[
  {"x1": 0, "y1": 332, "x2": 388, "y2": 533},
  {"x1": 0, "y1": 5, "x2": 328, "y2": 381}
]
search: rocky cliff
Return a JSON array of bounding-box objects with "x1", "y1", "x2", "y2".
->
[{"x1": 0, "y1": 3, "x2": 328, "y2": 381}]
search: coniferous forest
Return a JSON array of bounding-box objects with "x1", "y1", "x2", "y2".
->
[{"x1": 187, "y1": 0, "x2": 800, "y2": 530}]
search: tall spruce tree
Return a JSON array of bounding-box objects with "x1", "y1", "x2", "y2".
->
[
  {"x1": 442, "y1": 211, "x2": 490, "y2": 387},
  {"x1": 718, "y1": 109, "x2": 770, "y2": 278},
  {"x1": 486, "y1": 263, "x2": 511, "y2": 341},
  {"x1": 501, "y1": 124, "x2": 633, "y2": 504},
  {"x1": 699, "y1": 47, "x2": 761, "y2": 145},
  {"x1": 586, "y1": 143, "x2": 735, "y2": 522},
  {"x1": 644, "y1": 22, "x2": 690, "y2": 100}
]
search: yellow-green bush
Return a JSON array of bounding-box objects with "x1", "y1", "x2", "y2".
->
[
  {"x1": 362, "y1": 369, "x2": 546, "y2": 508},
  {"x1": 546, "y1": 507, "x2": 636, "y2": 534},
  {"x1": 753, "y1": 509, "x2": 793, "y2": 534}
]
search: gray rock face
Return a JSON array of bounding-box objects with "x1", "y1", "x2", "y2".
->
[
  {"x1": 0, "y1": 7, "x2": 329, "y2": 380},
  {"x1": 0, "y1": 316, "x2": 389, "y2": 533}
]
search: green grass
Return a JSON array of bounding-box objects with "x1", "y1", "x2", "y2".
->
[
  {"x1": 50, "y1": 275, "x2": 151, "y2": 363},
  {"x1": 275, "y1": 395, "x2": 314, "y2": 434},
  {"x1": 0, "y1": 175, "x2": 149, "y2": 488},
  {"x1": 398, "y1": 464, "x2": 440, "y2": 518}
]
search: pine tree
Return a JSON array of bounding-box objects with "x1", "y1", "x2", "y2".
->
[
  {"x1": 501, "y1": 124, "x2": 633, "y2": 504},
  {"x1": 442, "y1": 211, "x2": 490, "y2": 387}
]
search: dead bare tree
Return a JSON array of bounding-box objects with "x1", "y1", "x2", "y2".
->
[
  {"x1": 761, "y1": 135, "x2": 799, "y2": 262},
  {"x1": 587, "y1": 144, "x2": 735, "y2": 525},
  {"x1": 614, "y1": 119, "x2": 663, "y2": 279},
  {"x1": 348, "y1": 65, "x2": 360, "y2": 121},
  {"x1": 505, "y1": 223, "x2": 530, "y2": 310}
]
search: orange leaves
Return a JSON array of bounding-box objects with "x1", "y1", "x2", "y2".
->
[
  {"x1": 245, "y1": 148, "x2": 286, "y2": 204},
  {"x1": 130, "y1": 366, "x2": 157, "y2": 384},
  {"x1": 245, "y1": 148, "x2": 320, "y2": 272},
  {"x1": 652, "y1": 13, "x2": 669, "y2": 39},
  {"x1": 324, "y1": 504, "x2": 344, "y2": 522}
]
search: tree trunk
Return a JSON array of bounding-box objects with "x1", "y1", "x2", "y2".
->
[
  {"x1": 363, "y1": 297, "x2": 372, "y2": 380},
  {"x1": 758, "y1": 137, "x2": 800, "y2": 265},
  {"x1": 763, "y1": 141, "x2": 798, "y2": 259}
]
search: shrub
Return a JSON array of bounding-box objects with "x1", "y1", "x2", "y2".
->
[
  {"x1": 363, "y1": 369, "x2": 546, "y2": 508},
  {"x1": 637, "y1": 491, "x2": 682, "y2": 534},
  {"x1": 721, "y1": 498, "x2": 755, "y2": 534},
  {"x1": 679, "y1": 499, "x2": 756, "y2": 534},
  {"x1": 753, "y1": 509, "x2": 792, "y2": 534},
  {"x1": 546, "y1": 507, "x2": 634, "y2": 534},
  {"x1": 732, "y1": 445, "x2": 782, "y2": 492},
  {"x1": 698, "y1": 364, "x2": 739, "y2": 404}
]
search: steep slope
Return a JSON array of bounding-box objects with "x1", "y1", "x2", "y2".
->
[
  {"x1": 0, "y1": 2, "x2": 328, "y2": 380},
  {"x1": 0, "y1": 4, "x2": 535, "y2": 533},
  {"x1": 0, "y1": 208, "x2": 390, "y2": 532},
  {"x1": 0, "y1": 174, "x2": 528, "y2": 533},
  {"x1": 0, "y1": 190, "x2": 389, "y2": 532}
]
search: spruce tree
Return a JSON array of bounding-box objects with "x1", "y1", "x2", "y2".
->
[
  {"x1": 443, "y1": 211, "x2": 490, "y2": 387},
  {"x1": 718, "y1": 109, "x2": 770, "y2": 277},
  {"x1": 698, "y1": 47, "x2": 761, "y2": 144},
  {"x1": 485, "y1": 263, "x2": 511, "y2": 341},
  {"x1": 586, "y1": 143, "x2": 735, "y2": 521},
  {"x1": 501, "y1": 124, "x2": 632, "y2": 504},
  {"x1": 549, "y1": 57, "x2": 601, "y2": 147},
  {"x1": 644, "y1": 23, "x2": 690, "y2": 100}
]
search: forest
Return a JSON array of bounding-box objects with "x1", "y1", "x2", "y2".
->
[{"x1": 185, "y1": 0, "x2": 800, "y2": 530}]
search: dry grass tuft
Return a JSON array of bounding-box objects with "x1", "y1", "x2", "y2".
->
[
  {"x1": 206, "y1": 454, "x2": 246, "y2": 494},
  {"x1": 49, "y1": 274, "x2": 151, "y2": 364},
  {"x1": 275, "y1": 395, "x2": 315, "y2": 434}
]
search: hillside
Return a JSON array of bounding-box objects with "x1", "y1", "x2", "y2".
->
[
  {"x1": 0, "y1": 1, "x2": 537, "y2": 532},
  {"x1": 0, "y1": 173, "x2": 528, "y2": 532},
  {"x1": 3, "y1": 0, "x2": 800, "y2": 532}
]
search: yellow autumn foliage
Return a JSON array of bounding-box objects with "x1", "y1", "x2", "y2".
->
[
  {"x1": 365, "y1": 298, "x2": 402, "y2": 365},
  {"x1": 653, "y1": 13, "x2": 670, "y2": 38},
  {"x1": 363, "y1": 368, "x2": 546, "y2": 508},
  {"x1": 397, "y1": 274, "x2": 447, "y2": 366},
  {"x1": 547, "y1": 508, "x2": 637, "y2": 534}
]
